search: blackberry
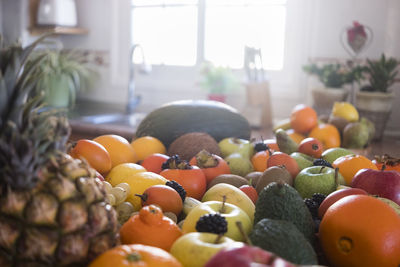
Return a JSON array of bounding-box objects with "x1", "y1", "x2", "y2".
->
[
  {"x1": 304, "y1": 198, "x2": 319, "y2": 219},
  {"x1": 166, "y1": 180, "x2": 186, "y2": 202},
  {"x1": 313, "y1": 159, "x2": 333, "y2": 168},
  {"x1": 254, "y1": 141, "x2": 268, "y2": 152},
  {"x1": 195, "y1": 213, "x2": 228, "y2": 235},
  {"x1": 312, "y1": 193, "x2": 326, "y2": 206},
  {"x1": 314, "y1": 218, "x2": 321, "y2": 232}
]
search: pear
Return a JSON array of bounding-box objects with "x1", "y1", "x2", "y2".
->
[
  {"x1": 225, "y1": 153, "x2": 254, "y2": 177},
  {"x1": 275, "y1": 128, "x2": 298, "y2": 154},
  {"x1": 342, "y1": 122, "x2": 369, "y2": 149},
  {"x1": 360, "y1": 117, "x2": 376, "y2": 144}
]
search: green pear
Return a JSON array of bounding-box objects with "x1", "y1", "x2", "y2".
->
[
  {"x1": 342, "y1": 122, "x2": 369, "y2": 149},
  {"x1": 225, "y1": 153, "x2": 254, "y2": 177},
  {"x1": 360, "y1": 117, "x2": 376, "y2": 143},
  {"x1": 290, "y1": 152, "x2": 314, "y2": 170},
  {"x1": 218, "y1": 138, "x2": 254, "y2": 158},
  {"x1": 275, "y1": 128, "x2": 298, "y2": 154},
  {"x1": 321, "y1": 147, "x2": 354, "y2": 164}
]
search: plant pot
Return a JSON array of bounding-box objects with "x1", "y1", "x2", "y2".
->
[
  {"x1": 207, "y1": 93, "x2": 226, "y2": 103},
  {"x1": 311, "y1": 87, "x2": 349, "y2": 115},
  {"x1": 43, "y1": 75, "x2": 73, "y2": 108},
  {"x1": 355, "y1": 91, "x2": 394, "y2": 140}
]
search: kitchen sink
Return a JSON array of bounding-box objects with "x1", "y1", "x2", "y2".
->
[{"x1": 76, "y1": 112, "x2": 146, "y2": 126}]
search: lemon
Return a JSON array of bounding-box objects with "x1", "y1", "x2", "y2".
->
[
  {"x1": 107, "y1": 167, "x2": 168, "y2": 211},
  {"x1": 106, "y1": 162, "x2": 146, "y2": 186},
  {"x1": 331, "y1": 102, "x2": 359, "y2": 122}
]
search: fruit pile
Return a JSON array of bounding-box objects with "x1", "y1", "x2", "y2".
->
[
  {"x1": 66, "y1": 103, "x2": 400, "y2": 267},
  {"x1": 1, "y1": 39, "x2": 399, "y2": 266}
]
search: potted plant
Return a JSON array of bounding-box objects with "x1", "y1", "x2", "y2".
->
[
  {"x1": 303, "y1": 62, "x2": 362, "y2": 114},
  {"x1": 28, "y1": 49, "x2": 95, "y2": 108},
  {"x1": 199, "y1": 62, "x2": 240, "y2": 103},
  {"x1": 356, "y1": 54, "x2": 399, "y2": 140}
]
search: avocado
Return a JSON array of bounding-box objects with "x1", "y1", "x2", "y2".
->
[
  {"x1": 250, "y1": 218, "x2": 318, "y2": 265},
  {"x1": 254, "y1": 182, "x2": 315, "y2": 244}
]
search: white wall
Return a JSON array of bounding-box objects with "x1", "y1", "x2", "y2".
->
[
  {"x1": 2, "y1": 0, "x2": 400, "y2": 134},
  {"x1": 0, "y1": 1, "x2": 3, "y2": 35}
]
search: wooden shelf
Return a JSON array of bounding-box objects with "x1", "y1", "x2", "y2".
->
[
  {"x1": 28, "y1": 0, "x2": 88, "y2": 36},
  {"x1": 29, "y1": 26, "x2": 89, "y2": 36}
]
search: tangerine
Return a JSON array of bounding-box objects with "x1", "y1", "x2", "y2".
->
[
  {"x1": 94, "y1": 134, "x2": 137, "y2": 167},
  {"x1": 332, "y1": 154, "x2": 378, "y2": 185},
  {"x1": 286, "y1": 129, "x2": 306, "y2": 144},
  {"x1": 319, "y1": 194, "x2": 400, "y2": 267},
  {"x1": 251, "y1": 150, "x2": 271, "y2": 172},
  {"x1": 131, "y1": 136, "x2": 166, "y2": 162},
  {"x1": 89, "y1": 244, "x2": 182, "y2": 267},
  {"x1": 290, "y1": 104, "x2": 318, "y2": 134},
  {"x1": 70, "y1": 139, "x2": 112, "y2": 174},
  {"x1": 308, "y1": 123, "x2": 341, "y2": 149},
  {"x1": 267, "y1": 151, "x2": 300, "y2": 178}
]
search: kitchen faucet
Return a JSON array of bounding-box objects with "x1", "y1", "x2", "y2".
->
[{"x1": 126, "y1": 44, "x2": 151, "y2": 114}]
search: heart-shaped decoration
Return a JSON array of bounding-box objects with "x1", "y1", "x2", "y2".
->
[{"x1": 340, "y1": 21, "x2": 373, "y2": 58}]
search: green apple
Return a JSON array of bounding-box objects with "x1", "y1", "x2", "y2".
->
[
  {"x1": 218, "y1": 137, "x2": 254, "y2": 158},
  {"x1": 321, "y1": 147, "x2": 354, "y2": 164},
  {"x1": 290, "y1": 152, "x2": 314, "y2": 170},
  {"x1": 182, "y1": 201, "x2": 252, "y2": 241},
  {"x1": 170, "y1": 232, "x2": 243, "y2": 267},
  {"x1": 202, "y1": 183, "x2": 255, "y2": 223},
  {"x1": 224, "y1": 153, "x2": 254, "y2": 177},
  {"x1": 294, "y1": 166, "x2": 345, "y2": 198}
]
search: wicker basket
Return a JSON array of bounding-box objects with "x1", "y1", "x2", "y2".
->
[{"x1": 357, "y1": 108, "x2": 391, "y2": 141}]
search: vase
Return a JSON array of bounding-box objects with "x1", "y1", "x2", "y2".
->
[
  {"x1": 311, "y1": 87, "x2": 349, "y2": 116},
  {"x1": 356, "y1": 91, "x2": 394, "y2": 140}
]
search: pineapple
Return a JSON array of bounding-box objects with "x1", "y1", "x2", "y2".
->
[{"x1": 0, "y1": 38, "x2": 119, "y2": 266}]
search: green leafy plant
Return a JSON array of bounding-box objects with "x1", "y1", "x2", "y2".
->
[
  {"x1": 28, "y1": 49, "x2": 96, "y2": 108},
  {"x1": 303, "y1": 63, "x2": 362, "y2": 88},
  {"x1": 360, "y1": 54, "x2": 399, "y2": 93},
  {"x1": 199, "y1": 62, "x2": 240, "y2": 94}
]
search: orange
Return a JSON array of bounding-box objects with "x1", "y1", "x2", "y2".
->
[
  {"x1": 290, "y1": 104, "x2": 318, "y2": 134},
  {"x1": 286, "y1": 129, "x2": 306, "y2": 144},
  {"x1": 131, "y1": 136, "x2": 167, "y2": 162},
  {"x1": 251, "y1": 150, "x2": 271, "y2": 172},
  {"x1": 319, "y1": 194, "x2": 400, "y2": 267},
  {"x1": 94, "y1": 134, "x2": 137, "y2": 167},
  {"x1": 89, "y1": 244, "x2": 183, "y2": 267},
  {"x1": 308, "y1": 123, "x2": 341, "y2": 149},
  {"x1": 120, "y1": 205, "x2": 183, "y2": 251},
  {"x1": 332, "y1": 154, "x2": 378, "y2": 185}
]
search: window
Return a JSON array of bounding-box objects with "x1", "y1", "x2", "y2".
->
[{"x1": 131, "y1": 0, "x2": 287, "y2": 70}]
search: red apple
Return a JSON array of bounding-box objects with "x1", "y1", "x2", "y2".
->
[
  {"x1": 351, "y1": 168, "x2": 400, "y2": 205},
  {"x1": 204, "y1": 245, "x2": 296, "y2": 267},
  {"x1": 318, "y1": 187, "x2": 367, "y2": 218},
  {"x1": 239, "y1": 185, "x2": 258, "y2": 204}
]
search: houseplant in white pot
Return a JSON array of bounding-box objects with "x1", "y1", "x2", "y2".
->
[
  {"x1": 303, "y1": 62, "x2": 361, "y2": 115},
  {"x1": 199, "y1": 62, "x2": 240, "y2": 103},
  {"x1": 356, "y1": 54, "x2": 399, "y2": 140},
  {"x1": 28, "y1": 49, "x2": 95, "y2": 108}
]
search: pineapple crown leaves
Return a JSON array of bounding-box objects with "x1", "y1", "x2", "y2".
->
[{"x1": 0, "y1": 34, "x2": 71, "y2": 190}]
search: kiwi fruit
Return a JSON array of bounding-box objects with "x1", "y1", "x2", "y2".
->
[
  {"x1": 167, "y1": 132, "x2": 221, "y2": 161},
  {"x1": 255, "y1": 166, "x2": 293, "y2": 193},
  {"x1": 244, "y1": 171, "x2": 263, "y2": 187},
  {"x1": 207, "y1": 174, "x2": 249, "y2": 189}
]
